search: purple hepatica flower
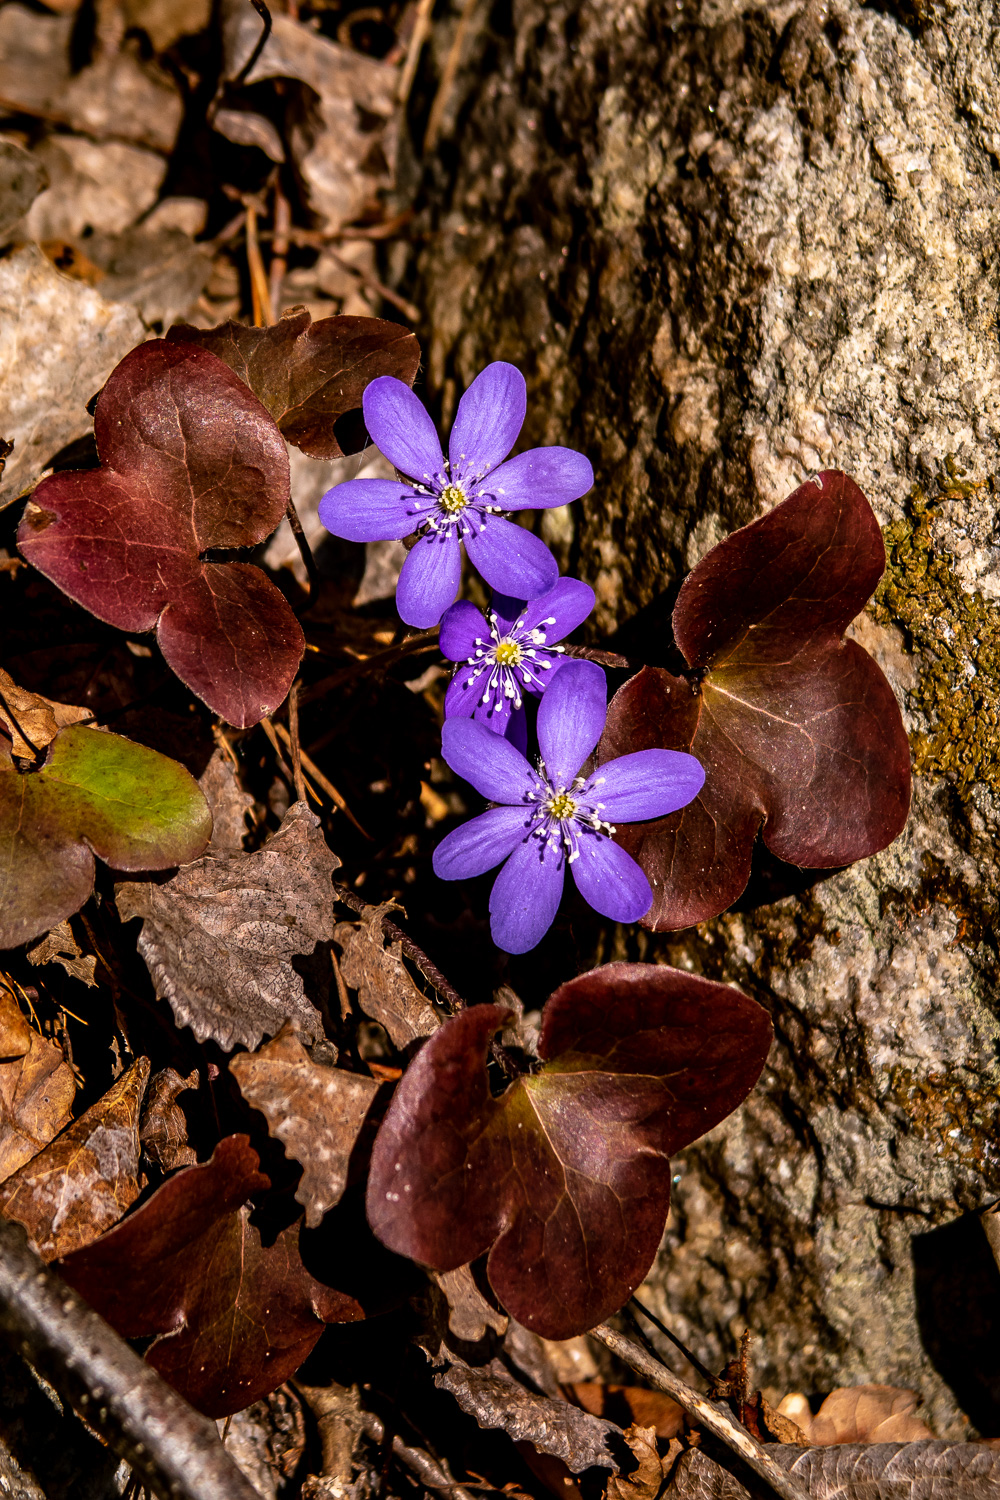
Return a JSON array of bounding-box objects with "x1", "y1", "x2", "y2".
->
[
  {"x1": 317, "y1": 362, "x2": 594, "y2": 629},
  {"x1": 433, "y1": 659, "x2": 705, "y2": 954},
  {"x1": 440, "y1": 577, "x2": 595, "y2": 754}
]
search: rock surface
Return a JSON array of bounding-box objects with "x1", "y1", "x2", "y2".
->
[{"x1": 412, "y1": 0, "x2": 1000, "y2": 1435}]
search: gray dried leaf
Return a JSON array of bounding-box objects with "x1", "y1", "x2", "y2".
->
[
  {"x1": 0, "y1": 244, "x2": 143, "y2": 508},
  {"x1": 117, "y1": 802, "x2": 339, "y2": 1052},
  {"x1": 230, "y1": 1022, "x2": 378, "y2": 1228},
  {"x1": 86, "y1": 226, "x2": 212, "y2": 327},
  {"x1": 431, "y1": 1264, "x2": 509, "y2": 1343},
  {"x1": 26, "y1": 136, "x2": 166, "y2": 242},
  {"x1": 334, "y1": 905, "x2": 441, "y2": 1048},
  {"x1": 198, "y1": 748, "x2": 254, "y2": 854},
  {"x1": 0, "y1": 139, "x2": 45, "y2": 243},
  {"x1": 433, "y1": 1352, "x2": 621, "y2": 1474},
  {"x1": 213, "y1": 107, "x2": 286, "y2": 163},
  {"x1": 140, "y1": 1067, "x2": 198, "y2": 1172},
  {"x1": 123, "y1": 0, "x2": 212, "y2": 52},
  {"x1": 664, "y1": 1442, "x2": 1000, "y2": 1499}
]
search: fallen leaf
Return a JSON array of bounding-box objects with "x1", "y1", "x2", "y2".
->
[
  {"x1": 0, "y1": 244, "x2": 143, "y2": 510},
  {"x1": 18, "y1": 338, "x2": 304, "y2": 727},
  {"x1": 123, "y1": 0, "x2": 212, "y2": 52},
  {"x1": 25, "y1": 136, "x2": 167, "y2": 241},
  {"x1": 662, "y1": 1441, "x2": 1000, "y2": 1498},
  {"x1": 0, "y1": 722, "x2": 213, "y2": 950},
  {"x1": 572, "y1": 1386, "x2": 684, "y2": 1442},
  {"x1": 230, "y1": 1022, "x2": 379, "y2": 1227},
  {"x1": 433, "y1": 1352, "x2": 622, "y2": 1474},
  {"x1": 606, "y1": 1426, "x2": 662, "y2": 1500},
  {"x1": 86, "y1": 225, "x2": 213, "y2": 328},
  {"x1": 58, "y1": 1134, "x2": 363, "y2": 1417},
  {"x1": 117, "y1": 801, "x2": 339, "y2": 1052},
  {"x1": 0, "y1": 1056, "x2": 149, "y2": 1259},
  {"x1": 599, "y1": 472, "x2": 911, "y2": 929},
  {"x1": 26, "y1": 918, "x2": 97, "y2": 988},
  {"x1": 335, "y1": 904, "x2": 441, "y2": 1049},
  {"x1": 0, "y1": 985, "x2": 75, "y2": 1184},
  {"x1": 367, "y1": 964, "x2": 772, "y2": 1339},
  {"x1": 431, "y1": 1264, "x2": 509, "y2": 1342},
  {"x1": 167, "y1": 309, "x2": 421, "y2": 460},
  {"x1": 0, "y1": 668, "x2": 92, "y2": 758},
  {"x1": 139, "y1": 1066, "x2": 198, "y2": 1173},
  {"x1": 0, "y1": 138, "x2": 45, "y2": 242},
  {"x1": 775, "y1": 1386, "x2": 935, "y2": 1445},
  {"x1": 198, "y1": 747, "x2": 254, "y2": 853}
]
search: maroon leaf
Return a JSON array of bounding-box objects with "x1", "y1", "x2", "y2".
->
[
  {"x1": 166, "y1": 309, "x2": 421, "y2": 459},
  {"x1": 599, "y1": 472, "x2": 911, "y2": 929},
  {"x1": 367, "y1": 963, "x2": 772, "y2": 1339},
  {"x1": 17, "y1": 340, "x2": 304, "y2": 728},
  {"x1": 58, "y1": 1134, "x2": 363, "y2": 1417}
]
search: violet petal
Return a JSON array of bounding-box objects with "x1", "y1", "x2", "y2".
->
[
  {"x1": 432, "y1": 805, "x2": 531, "y2": 880},
  {"x1": 536, "y1": 658, "x2": 607, "y2": 786},
  {"x1": 444, "y1": 667, "x2": 480, "y2": 720},
  {"x1": 318, "y1": 478, "x2": 421, "y2": 542},
  {"x1": 591, "y1": 749, "x2": 706, "y2": 821},
  {"x1": 439, "y1": 599, "x2": 487, "y2": 662},
  {"x1": 569, "y1": 833, "x2": 653, "y2": 924},
  {"x1": 363, "y1": 376, "x2": 444, "y2": 482},
  {"x1": 504, "y1": 704, "x2": 528, "y2": 756},
  {"x1": 472, "y1": 695, "x2": 514, "y2": 737},
  {"x1": 464, "y1": 515, "x2": 559, "y2": 599},
  {"x1": 395, "y1": 532, "x2": 461, "y2": 628},
  {"x1": 449, "y1": 363, "x2": 526, "y2": 478},
  {"x1": 484, "y1": 447, "x2": 595, "y2": 510},
  {"x1": 518, "y1": 576, "x2": 595, "y2": 641},
  {"x1": 440, "y1": 717, "x2": 534, "y2": 802},
  {"x1": 489, "y1": 837, "x2": 565, "y2": 953}
]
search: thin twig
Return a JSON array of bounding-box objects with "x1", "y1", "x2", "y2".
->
[
  {"x1": 271, "y1": 722, "x2": 372, "y2": 839},
  {"x1": 260, "y1": 715, "x2": 297, "y2": 786},
  {"x1": 629, "y1": 1296, "x2": 717, "y2": 1386},
  {"x1": 287, "y1": 682, "x2": 307, "y2": 805},
  {"x1": 333, "y1": 884, "x2": 467, "y2": 1013},
  {"x1": 269, "y1": 181, "x2": 291, "y2": 317},
  {"x1": 323, "y1": 247, "x2": 420, "y2": 322},
  {"x1": 234, "y1": 0, "x2": 273, "y2": 88},
  {"x1": 589, "y1": 1325, "x2": 809, "y2": 1500},
  {"x1": 396, "y1": 0, "x2": 435, "y2": 107},
  {"x1": 361, "y1": 1411, "x2": 478, "y2": 1500},
  {"x1": 245, "y1": 202, "x2": 274, "y2": 326},
  {"x1": 299, "y1": 633, "x2": 439, "y2": 707},
  {"x1": 284, "y1": 496, "x2": 319, "y2": 604},
  {"x1": 0, "y1": 1216, "x2": 261, "y2": 1500},
  {"x1": 424, "y1": 0, "x2": 479, "y2": 154}
]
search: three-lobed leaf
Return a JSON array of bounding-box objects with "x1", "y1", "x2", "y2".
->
[
  {"x1": 0, "y1": 722, "x2": 212, "y2": 949},
  {"x1": 166, "y1": 308, "x2": 421, "y2": 459},
  {"x1": 599, "y1": 471, "x2": 911, "y2": 929},
  {"x1": 18, "y1": 339, "x2": 304, "y2": 728},
  {"x1": 367, "y1": 963, "x2": 772, "y2": 1339}
]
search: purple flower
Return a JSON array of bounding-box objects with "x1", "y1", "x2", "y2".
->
[
  {"x1": 432, "y1": 659, "x2": 705, "y2": 954},
  {"x1": 317, "y1": 363, "x2": 594, "y2": 629},
  {"x1": 440, "y1": 577, "x2": 595, "y2": 753}
]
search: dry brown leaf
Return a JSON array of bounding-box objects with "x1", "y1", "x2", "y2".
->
[
  {"x1": 0, "y1": 139, "x2": 45, "y2": 243},
  {"x1": 230, "y1": 1022, "x2": 378, "y2": 1228},
  {"x1": 0, "y1": 1055, "x2": 149, "y2": 1258},
  {"x1": 758, "y1": 1394, "x2": 806, "y2": 1446},
  {"x1": 117, "y1": 802, "x2": 338, "y2": 1053},
  {"x1": 0, "y1": 669, "x2": 92, "y2": 758},
  {"x1": 139, "y1": 1066, "x2": 198, "y2": 1173},
  {"x1": 26, "y1": 136, "x2": 166, "y2": 242},
  {"x1": 572, "y1": 1385, "x2": 684, "y2": 1442},
  {"x1": 0, "y1": 985, "x2": 75, "y2": 1184},
  {"x1": 198, "y1": 747, "x2": 253, "y2": 854},
  {"x1": 334, "y1": 904, "x2": 440, "y2": 1049},
  {"x1": 123, "y1": 0, "x2": 212, "y2": 51},
  {"x1": 431, "y1": 1264, "x2": 509, "y2": 1342},
  {"x1": 775, "y1": 1385, "x2": 935, "y2": 1446},
  {"x1": 26, "y1": 918, "x2": 97, "y2": 988},
  {"x1": 606, "y1": 1425, "x2": 662, "y2": 1500}
]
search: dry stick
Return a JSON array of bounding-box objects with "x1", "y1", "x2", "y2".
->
[
  {"x1": 283, "y1": 497, "x2": 320, "y2": 604},
  {"x1": 323, "y1": 246, "x2": 420, "y2": 322},
  {"x1": 287, "y1": 681, "x2": 308, "y2": 805},
  {"x1": 424, "y1": 0, "x2": 480, "y2": 155},
  {"x1": 245, "y1": 202, "x2": 274, "y2": 326},
  {"x1": 396, "y1": 0, "x2": 436, "y2": 108},
  {"x1": 361, "y1": 1411, "x2": 477, "y2": 1500},
  {"x1": 271, "y1": 720, "x2": 372, "y2": 839},
  {"x1": 333, "y1": 883, "x2": 467, "y2": 1014},
  {"x1": 589, "y1": 1325, "x2": 809, "y2": 1500},
  {"x1": 269, "y1": 182, "x2": 291, "y2": 317},
  {"x1": 629, "y1": 1295, "x2": 717, "y2": 1386},
  {"x1": 234, "y1": 0, "x2": 273, "y2": 88},
  {"x1": 0, "y1": 1216, "x2": 262, "y2": 1500}
]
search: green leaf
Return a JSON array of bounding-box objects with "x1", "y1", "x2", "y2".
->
[{"x1": 0, "y1": 723, "x2": 212, "y2": 949}]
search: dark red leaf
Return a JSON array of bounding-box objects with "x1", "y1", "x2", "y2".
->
[
  {"x1": 166, "y1": 309, "x2": 421, "y2": 459},
  {"x1": 58, "y1": 1134, "x2": 363, "y2": 1417},
  {"x1": 367, "y1": 964, "x2": 771, "y2": 1339},
  {"x1": 599, "y1": 472, "x2": 911, "y2": 928},
  {"x1": 17, "y1": 340, "x2": 304, "y2": 728}
]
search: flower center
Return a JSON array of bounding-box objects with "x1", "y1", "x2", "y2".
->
[
  {"x1": 494, "y1": 639, "x2": 522, "y2": 667},
  {"x1": 438, "y1": 484, "x2": 468, "y2": 515},
  {"x1": 545, "y1": 790, "x2": 577, "y2": 821}
]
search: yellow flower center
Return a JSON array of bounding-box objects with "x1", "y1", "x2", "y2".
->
[
  {"x1": 545, "y1": 791, "x2": 577, "y2": 822},
  {"x1": 438, "y1": 485, "x2": 468, "y2": 514},
  {"x1": 494, "y1": 639, "x2": 522, "y2": 666}
]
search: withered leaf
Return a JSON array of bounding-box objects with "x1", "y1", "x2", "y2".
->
[
  {"x1": 117, "y1": 801, "x2": 339, "y2": 1052},
  {"x1": 0, "y1": 1056, "x2": 149, "y2": 1259},
  {"x1": 198, "y1": 747, "x2": 254, "y2": 854},
  {"x1": 606, "y1": 1426, "x2": 662, "y2": 1500},
  {"x1": 0, "y1": 985, "x2": 75, "y2": 1184},
  {"x1": 230, "y1": 1022, "x2": 379, "y2": 1227},
  {"x1": 572, "y1": 1386, "x2": 684, "y2": 1442},
  {"x1": 59, "y1": 1134, "x2": 363, "y2": 1418},
  {"x1": 26, "y1": 918, "x2": 97, "y2": 988},
  {"x1": 335, "y1": 903, "x2": 441, "y2": 1048},
  {"x1": 433, "y1": 1352, "x2": 622, "y2": 1474},
  {"x1": 775, "y1": 1386, "x2": 934, "y2": 1446},
  {"x1": 168, "y1": 309, "x2": 420, "y2": 460},
  {"x1": 139, "y1": 1066, "x2": 198, "y2": 1173},
  {"x1": 0, "y1": 669, "x2": 91, "y2": 758},
  {"x1": 663, "y1": 1441, "x2": 1000, "y2": 1499},
  {"x1": 431, "y1": 1264, "x2": 509, "y2": 1342}
]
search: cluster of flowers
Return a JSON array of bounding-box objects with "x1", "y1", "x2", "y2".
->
[{"x1": 319, "y1": 364, "x2": 704, "y2": 953}]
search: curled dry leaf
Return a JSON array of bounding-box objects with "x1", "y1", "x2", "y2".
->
[
  {"x1": 198, "y1": 747, "x2": 254, "y2": 854},
  {"x1": 433, "y1": 1351, "x2": 622, "y2": 1474},
  {"x1": 431, "y1": 1264, "x2": 509, "y2": 1342},
  {"x1": 58, "y1": 1134, "x2": 363, "y2": 1418},
  {"x1": 775, "y1": 1386, "x2": 935, "y2": 1446},
  {"x1": 0, "y1": 984, "x2": 75, "y2": 1185},
  {"x1": 334, "y1": 904, "x2": 441, "y2": 1049},
  {"x1": 18, "y1": 339, "x2": 304, "y2": 728},
  {"x1": 0, "y1": 722, "x2": 213, "y2": 950},
  {"x1": 663, "y1": 1441, "x2": 1000, "y2": 1499},
  {"x1": 599, "y1": 472, "x2": 911, "y2": 929},
  {"x1": 139, "y1": 1066, "x2": 198, "y2": 1173},
  {"x1": 368, "y1": 964, "x2": 772, "y2": 1338},
  {"x1": 0, "y1": 1056, "x2": 149, "y2": 1259},
  {"x1": 0, "y1": 669, "x2": 92, "y2": 758},
  {"x1": 167, "y1": 309, "x2": 421, "y2": 461},
  {"x1": 26, "y1": 918, "x2": 97, "y2": 988},
  {"x1": 230, "y1": 1022, "x2": 379, "y2": 1228},
  {"x1": 117, "y1": 801, "x2": 339, "y2": 1052},
  {"x1": 606, "y1": 1426, "x2": 663, "y2": 1500}
]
